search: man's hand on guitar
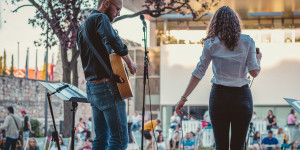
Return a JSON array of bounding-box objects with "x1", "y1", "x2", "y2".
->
[{"x1": 129, "y1": 62, "x2": 137, "y2": 74}]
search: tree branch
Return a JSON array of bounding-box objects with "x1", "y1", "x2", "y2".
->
[
  {"x1": 113, "y1": 9, "x2": 150, "y2": 23},
  {"x1": 12, "y1": 4, "x2": 34, "y2": 12}
]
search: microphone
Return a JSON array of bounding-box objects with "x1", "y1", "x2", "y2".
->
[
  {"x1": 56, "y1": 85, "x2": 69, "y2": 93},
  {"x1": 140, "y1": 14, "x2": 147, "y2": 27}
]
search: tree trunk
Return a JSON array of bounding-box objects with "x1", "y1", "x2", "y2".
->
[
  {"x1": 72, "y1": 46, "x2": 78, "y2": 87},
  {"x1": 61, "y1": 46, "x2": 73, "y2": 138}
]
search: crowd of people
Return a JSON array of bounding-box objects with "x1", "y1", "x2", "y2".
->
[{"x1": 248, "y1": 109, "x2": 300, "y2": 150}]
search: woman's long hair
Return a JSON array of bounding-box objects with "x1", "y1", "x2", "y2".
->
[
  {"x1": 205, "y1": 6, "x2": 242, "y2": 50},
  {"x1": 253, "y1": 131, "x2": 260, "y2": 140},
  {"x1": 28, "y1": 138, "x2": 39, "y2": 150}
]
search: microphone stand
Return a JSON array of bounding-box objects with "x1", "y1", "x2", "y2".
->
[
  {"x1": 46, "y1": 85, "x2": 69, "y2": 150},
  {"x1": 141, "y1": 18, "x2": 149, "y2": 150},
  {"x1": 245, "y1": 122, "x2": 255, "y2": 150}
]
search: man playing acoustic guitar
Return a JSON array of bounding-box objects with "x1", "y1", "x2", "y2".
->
[{"x1": 77, "y1": 0, "x2": 137, "y2": 149}]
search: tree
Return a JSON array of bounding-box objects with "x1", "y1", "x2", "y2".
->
[
  {"x1": 2, "y1": 50, "x2": 7, "y2": 75},
  {"x1": 10, "y1": 54, "x2": 14, "y2": 76},
  {"x1": 5, "y1": 0, "x2": 96, "y2": 137},
  {"x1": 114, "y1": 0, "x2": 221, "y2": 23}
]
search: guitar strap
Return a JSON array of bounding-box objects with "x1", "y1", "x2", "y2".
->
[{"x1": 81, "y1": 23, "x2": 114, "y2": 79}]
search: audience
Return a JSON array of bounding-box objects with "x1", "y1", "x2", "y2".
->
[
  {"x1": 169, "y1": 125, "x2": 181, "y2": 150},
  {"x1": 287, "y1": 141, "x2": 299, "y2": 150},
  {"x1": 261, "y1": 130, "x2": 279, "y2": 150},
  {"x1": 50, "y1": 136, "x2": 68, "y2": 150},
  {"x1": 78, "y1": 138, "x2": 92, "y2": 150},
  {"x1": 170, "y1": 111, "x2": 180, "y2": 129},
  {"x1": 155, "y1": 133, "x2": 166, "y2": 150},
  {"x1": 26, "y1": 138, "x2": 39, "y2": 150},
  {"x1": 249, "y1": 131, "x2": 261, "y2": 150},
  {"x1": 180, "y1": 133, "x2": 195, "y2": 150},
  {"x1": 264, "y1": 110, "x2": 278, "y2": 130}
]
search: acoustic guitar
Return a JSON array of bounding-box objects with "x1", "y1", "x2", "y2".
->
[{"x1": 109, "y1": 53, "x2": 133, "y2": 99}]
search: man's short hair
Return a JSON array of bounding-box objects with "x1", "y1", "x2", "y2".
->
[
  {"x1": 268, "y1": 130, "x2": 273, "y2": 134},
  {"x1": 7, "y1": 106, "x2": 14, "y2": 114},
  {"x1": 156, "y1": 119, "x2": 161, "y2": 124}
]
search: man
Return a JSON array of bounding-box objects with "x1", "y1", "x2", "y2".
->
[
  {"x1": 21, "y1": 110, "x2": 32, "y2": 145},
  {"x1": 180, "y1": 133, "x2": 195, "y2": 150},
  {"x1": 261, "y1": 130, "x2": 279, "y2": 150},
  {"x1": 142, "y1": 119, "x2": 161, "y2": 150},
  {"x1": 0, "y1": 106, "x2": 22, "y2": 150},
  {"x1": 77, "y1": 0, "x2": 137, "y2": 149},
  {"x1": 170, "y1": 124, "x2": 181, "y2": 150}
]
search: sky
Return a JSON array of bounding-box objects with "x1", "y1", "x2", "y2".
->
[{"x1": 0, "y1": 1, "x2": 149, "y2": 70}]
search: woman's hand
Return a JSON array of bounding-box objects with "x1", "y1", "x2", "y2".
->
[{"x1": 175, "y1": 97, "x2": 187, "y2": 115}]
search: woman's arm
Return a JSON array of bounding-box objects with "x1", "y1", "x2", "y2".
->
[
  {"x1": 272, "y1": 118, "x2": 277, "y2": 125},
  {"x1": 175, "y1": 75, "x2": 200, "y2": 115}
]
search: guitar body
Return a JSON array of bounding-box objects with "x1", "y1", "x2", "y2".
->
[{"x1": 109, "y1": 53, "x2": 133, "y2": 99}]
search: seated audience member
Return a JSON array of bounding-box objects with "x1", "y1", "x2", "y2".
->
[
  {"x1": 170, "y1": 111, "x2": 180, "y2": 129},
  {"x1": 277, "y1": 128, "x2": 288, "y2": 145},
  {"x1": 286, "y1": 141, "x2": 299, "y2": 150},
  {"x1": 169, "y1": 125, "x2": 181, "y2": 150},
  {"x1": 249, "y1": 131, "x2": 261, "y2": 150},
  {"x1": 26, "y1": 138, "x2": 40, "y2": 150},
  {"x1": 78, "y1": 138, "x2": 92, "y2": 150},
  {"x1": 155, "y1": 133, "x2": 166, "y2": 150},
  {"x1": 261, "y1": 130, "x2": 279, "y2": 150},
  {"x1": 180, "y1": 133, "x2": 195, "y2": 150},
  {"x1": 50, "y1": 136, "x2": 68, "y2": 150}
]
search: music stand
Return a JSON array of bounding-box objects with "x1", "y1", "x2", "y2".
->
[
  {"x1": 284, "y1": 98, "x2": 300, "y2": 113},
  {"x1": 39, "y1": 82, "x2": 88, "y2": 150}
]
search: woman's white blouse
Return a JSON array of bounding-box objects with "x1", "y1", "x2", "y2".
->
[{"x1": 192, "y1": 34, "x2": 260, "y2": 87}]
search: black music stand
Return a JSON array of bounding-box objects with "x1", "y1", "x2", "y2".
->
[
  {"x1": 39, "y1": 82, "x2": 88, "y2": 150},
  {"x1": 284, "y1": 98, "x2": 300, "y2": 113}
]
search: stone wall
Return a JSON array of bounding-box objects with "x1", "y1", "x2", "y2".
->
[{"x1": 0, "y1": 75, "x2": 63, "y2": 130}]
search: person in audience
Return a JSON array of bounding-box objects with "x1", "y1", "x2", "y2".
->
[
  {"x1": 87, "y1": 117, "x2": 92, "y2": 132},
  {"x1": 288, "y1": 109, "x2": 298, "y2": 126},
  {"x1": 26, "y1": 138, "x2": 39, "y2": 150},
  {"x1": 261, "y1": 130, "x2": 279, "y2": 150},
  {"x1": 264, "y1": 110, "x2": 277, "y2": 130},
  {"x1": 141, "y1": 119, "x2": 161, "y2": 150},
  {"x1": 252, "y1": 111, "x2": 258, "y2": 121},
  {"x1": 195, "y1": 126, "x2": 203, "y2": 148},
  {"x1": 189, "y1": 132, "x2": 196, "y2": 143},
  {"x1": 131, "y1": 111, "x2": 141, "y2": 132},
  {"x1": 155, "y1": 133, "x2": 166, "y2": 150},
  {"x1": 169, "y1": 125, "x2": 181, "y2": 150},
  {"x1": 249, "y1": 131, "x2": 261, "y2": 150},
  {"x1": 277, "y1": 128, "x2": 288, "y2": 144},
  {"x1": 78, "y1": 138, "x2": 93, "y2": 150},
  {"x1": 170, "y1": 111, "x2": 181, "y2": 129},
  {"x1": 77, "y1": 118, "x2": 91, "y2": 141},
  {"x1": 287, "y1": 141, "x2": 299, "y2": 150},
  {"x1": 180, "y1": 133, "x2": 195, "y2": 150},
  {"x1": 50, "y1": 136, "x2": 67, "y2": 150}
]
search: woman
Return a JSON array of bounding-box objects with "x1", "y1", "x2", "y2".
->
[
  {"x1": 175, "y1": 6, "x2": 262, "y2": 149},
  {"x1": 287, "y1": 109, "x2": 297, "y2": 126},
  {"x1": 155, "y1": 133, "x2": 166, "y2": 150},
  {"x1": 287, "y1": 141, "x2": 299, "y2": 150},
  {"x1": 26, "y1": 138, "x2": 39, "y2": 150},
  {"x1": 50, "y1": 136, "x2": 68, "y2": 150},
  {"x1": 249, "y1": 131, "x2": 261, "y2": 150},
  {"x1": 277, "y1": 128, "x2": 288, "y2": 144},
  {"x1": 264, "y1": 110, "x2": 277, "y2": 130}
]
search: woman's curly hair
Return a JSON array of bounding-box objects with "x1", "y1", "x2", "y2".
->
[{"x1": 205, "y1": 6, "x2": 242, "y2": 51}]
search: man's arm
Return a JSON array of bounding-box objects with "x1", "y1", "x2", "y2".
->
[
  {"x1": 0, "y1": 117, "x2": 9, "y2": 131},
  {"x1": 122, "y1": 54, "x2": 137, "y2": 74},
  {"x1": 27, "y1": 120, "x2": 33, "y2": 132}
]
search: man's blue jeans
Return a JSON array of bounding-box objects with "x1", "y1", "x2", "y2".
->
[
  {"x1": 86, "y1": 81, "x2": 128, "y2": 150},
  {"x1": 4, "y1": 137, "x2": 17, "y2": 150}
]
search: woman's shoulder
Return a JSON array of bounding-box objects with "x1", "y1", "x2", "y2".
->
[{"x1": 240, "y1": 34, "x2": 254, "y2": 42}]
